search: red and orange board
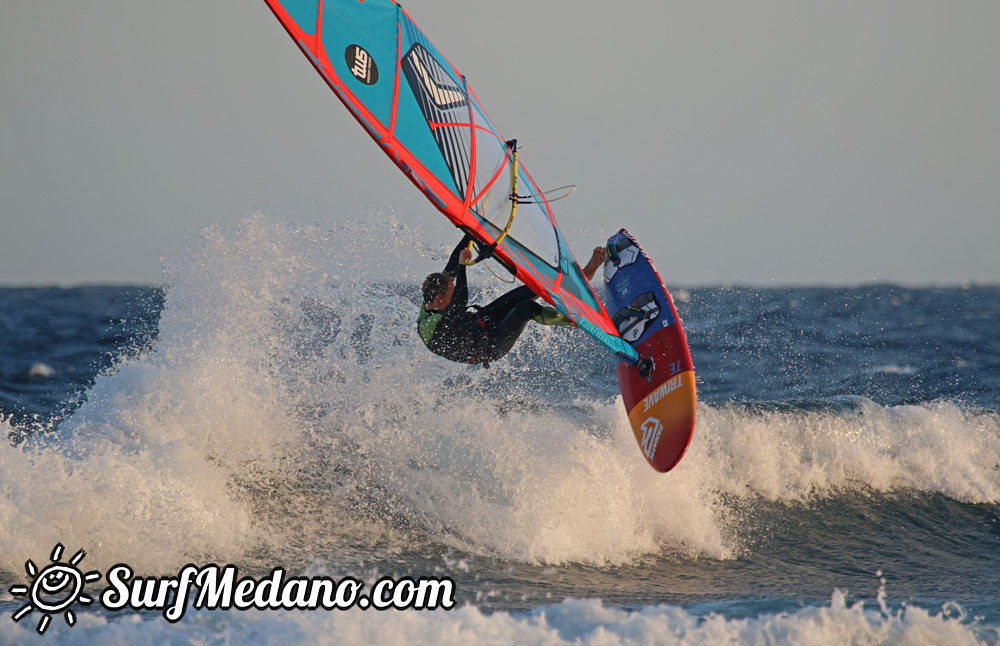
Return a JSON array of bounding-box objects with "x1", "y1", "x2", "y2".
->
[{"x1": 604, "y1": 230, "x2": 696, "y2": 472}]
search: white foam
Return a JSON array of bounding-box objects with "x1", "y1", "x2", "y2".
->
[
  {"x1": 0, "y1": 215, "x2": 997, "y2": 576},
  {"x1": 690, "y1": 398, "x2": 1000, "y2": 503},
  {"x1": 1, "y1": 593, "x2": 993, "y2": 645},
  {"x1": 27, "y1": 362, "x2": 55, "y2": 378}
]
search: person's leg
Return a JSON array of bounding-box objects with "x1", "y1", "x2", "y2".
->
[
  {"x1": 482, "y1": 299, "x2": 574, "y2": 361},
  {"x1": 486, "y1": 299, "x2": 545, "y2": 360},
  {"x1": 476, "y1": 285, "x2": 538, "y2": 322}
]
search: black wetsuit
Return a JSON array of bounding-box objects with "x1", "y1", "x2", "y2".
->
[{"x1": 417, "y1": 236, "x2": 546, "y2": 365}]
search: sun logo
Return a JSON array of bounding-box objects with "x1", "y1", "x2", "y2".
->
[{"x1": 9, "y1": 543, "x2": 101, "y2": 635}]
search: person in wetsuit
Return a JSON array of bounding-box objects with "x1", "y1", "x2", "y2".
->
[{"x1": 417, "y1": 234, "x2": 607, "y2": 366}]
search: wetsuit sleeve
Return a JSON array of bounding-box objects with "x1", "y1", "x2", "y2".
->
[
  {"x1": 443, "y1": 235, "x2": 472, "y2": 311},
  {"x1": 450, "y1": 264, "x2": 468, "y2": 311},
  {"x1": 443, "y1": 234, "x2": 473, "y2": 275}
]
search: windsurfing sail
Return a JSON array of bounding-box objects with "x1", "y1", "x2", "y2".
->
[{"x1": 262, "y1": 0, "x2": 639, "y2": 362}]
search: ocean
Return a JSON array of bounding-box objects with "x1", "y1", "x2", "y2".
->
[{"x1": 1, "y1": 218, "x2": 998, "y2": 644}]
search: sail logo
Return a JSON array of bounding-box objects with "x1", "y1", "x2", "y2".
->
[
  {"x1": 401, "y1": 43, "x2": 473, "y2": 195},
  {"x1": 640, "y1": 417, "x2": 663, "y2": 459},
  {"x1": 345, "y1": 45, "x2": 378, "y2": 85},
  {"x1": 403, "y1": 45, "x2": 467, "y2": 110},
  {"x1": 410, "y1": 54, "x2": 465, "y2": 108}
]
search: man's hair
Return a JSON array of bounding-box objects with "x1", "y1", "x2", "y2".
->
[{"x1": 422, "y1": 272, "x2": 452, "y2": 304}]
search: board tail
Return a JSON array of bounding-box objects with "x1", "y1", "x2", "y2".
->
[{"x1": 603, "y1": 229, "x2": 696, "y2": 472}]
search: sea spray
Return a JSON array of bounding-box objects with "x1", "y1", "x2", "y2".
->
[{"x1": 2, "y1": 216, "x2": 999, "y2": 581}]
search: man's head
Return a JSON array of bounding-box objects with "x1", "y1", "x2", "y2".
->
[{"x1": 422, "y1": 272, "x2": 455, "y2": 310}]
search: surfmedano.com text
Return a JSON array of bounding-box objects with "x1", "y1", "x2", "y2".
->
[{"x1": 102, "y1": 564, "x2": 456, "y2": 622}]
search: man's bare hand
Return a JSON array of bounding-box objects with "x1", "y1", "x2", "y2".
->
[{"x1": 582, "y1": 246, "x2": 607, "y2": 280}]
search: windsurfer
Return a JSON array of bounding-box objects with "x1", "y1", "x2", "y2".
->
[{"x1": 417, "y1": 235, "x2": 607, "y2": 366}]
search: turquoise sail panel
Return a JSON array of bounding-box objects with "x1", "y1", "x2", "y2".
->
[
  {"x1": 281, "y1": 0, "x2": 318, "y2": 35},
  {"x1": 321, "y1": 3, "x2": 397, "y2": 137}
]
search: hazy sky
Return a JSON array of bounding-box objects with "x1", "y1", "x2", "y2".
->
[{"x1": 2, "y1": 0, "x2": 997, "y2": 285}]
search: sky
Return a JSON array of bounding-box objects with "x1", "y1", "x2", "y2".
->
[{"x1": 1, "y1": 0, "x2": 997, "y2": 286}]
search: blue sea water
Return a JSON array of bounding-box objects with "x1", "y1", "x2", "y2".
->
[{"x1": 0, "y1": 219, "x2": 998, "y2": 644}]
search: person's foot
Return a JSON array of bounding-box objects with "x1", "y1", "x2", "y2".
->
[
  {"x1": 533, "y1": 307, "x2": 574, "y2": 326},
  {"x1": 582, "y1": 246, "x2": 608, "y2": 280}
]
